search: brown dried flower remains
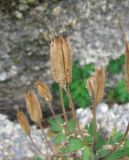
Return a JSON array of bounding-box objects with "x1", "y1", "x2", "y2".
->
[
  {"x1": 25, "y1": 90, "x2": 42, "y2": 123},
  {"x1": 17, "y1": 111, "x2": 31, "y2": 135},
  {"x1": 118, "y1": 17, "x2": 129, "y2": 92},
  {"x1": 50, "y1": 36, "x2": 72, "y2": 87},
  {"x1": 35, "y1": 81, "x2": 52, "y2": 103},
  {"x1": 86, "y1": 68, "x2": 105, "y2": 104},
  {"x1": 124, "y1": 41, "x2": 129, "y2": 92},
  {"x1": 86, "y1": 76, "x2": 96, "y2": 98}
]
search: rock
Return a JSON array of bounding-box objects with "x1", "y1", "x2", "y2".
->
[
  {"x1": 0, "y1": 72, "x2": 8, "y2": 81},
  {"x1": 0, "y1": 0, "x2": 129, "y2": 119},
  {"x1": 14, "y1": 11, "x2": 23, "y2": 19},
  {"x1": 18, "y1": 4, "x2": 29, "y2": 11},
  {"x1": 26, "y1": 0, "x2": 36, "y2": 5},
  {"x1": 78, "y1": 103, "x2": 129, "y2": 136},
  {"x1": 96, "y1": 103, "x2": 109, "y2": 114}
]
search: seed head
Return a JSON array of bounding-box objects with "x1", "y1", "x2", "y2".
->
[
  {"x1": 50, "y1": 36, "x2": 72, "y2": 87},
  {"x1": 35, "y1": 81, "x2": 52, "y2": 103},
  {"x1": 86, "y1": 76, "x2": 96, "y2": 98},
  {"x1": 86, "y1": 68, "x2": 105, "y2": 104},
  {"x1": 17, "y1": 111, "x2": 31, "y2": 135},
  {"x1": 125, "y1": 41, "x2": 129, "y2": 92},
  {"x1": 95, "y1": 68, "x2": 105, "y2": 104},
  {"x1": 118, "y1": 17, "x2": 129, "y2": 92},
  {"x1": 25, "y1": 90, "x2": 42, "y2": 123}
]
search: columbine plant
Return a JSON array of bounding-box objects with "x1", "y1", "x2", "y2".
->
[{"x1": 17, "y1": 23, "x2": 129, "y2": 160}]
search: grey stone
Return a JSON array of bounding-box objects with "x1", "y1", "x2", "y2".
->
[
  {"x1": 0, "y1": 0, "x2": 129, "y2": 117},
  {"x1": 14, "y1": 11, "x2": 23, "y2": 19}
]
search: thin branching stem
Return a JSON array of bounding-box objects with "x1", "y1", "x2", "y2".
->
[
  {"x1": 59, "y1": 85, "x2": 68, "y2": 126},
  {"x1": 92, "y1": 98, "x2": 97, "y2": 154},
  {"x1": 65, "y1": 85, "x2": 82, "y2": 135},
  {"x1": 39, "y1": 122, "x2": 57, "y2": 156},
  {"x1": 29, "y1": 134, "x2": 46, "y2": 157}
]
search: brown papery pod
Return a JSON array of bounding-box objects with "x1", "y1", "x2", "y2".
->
[
  {"x1": 95, "y1": 68, "x2": 105, "y2": 104},
  {"x1": 25, "y1": 90, "x2": 42, "y2": 123},
  {"x1": 35, "y1": 81, "x2": 52, "y2": 103},
  {"x1": 86, "y1": 76, "x2": 96, "y2": 98},
  {"x1": 118, "y1": 17, "x2": 129, "y2": 92},
  {"x1": 50, "y1": 36, "x2": 72, "y2": 87},
  {"x1": 125, "y1": 42, "x2": 129, "y2": 92},
  {"x1": 17, "y1": 111, "x2": 31, "y2": 135}
]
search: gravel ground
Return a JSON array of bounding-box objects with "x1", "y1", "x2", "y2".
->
[{"x1": 1, "y1": 103, "x2": 129, "y2": 160}]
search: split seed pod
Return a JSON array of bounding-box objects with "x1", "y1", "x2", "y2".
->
[
  {"x1": 35, "y1": 81, "x2": 52, "y2": 104},
  {"x1": 118, "y1": 17, "x2": 129, "y2": 92},
  {"x1": 95, "y1": 68, "x2": 105, "y2": 104},
  {"x1": 86, "y1": 76, "x2": 96, "y2": 98},
  {"x1": 25, "y1": 90, "x2": 42, "y2": 123},
  {"x1": 50, "y1": 36, "x2": 72, "y2": 87},
  {"x1": 125, "y1": 42, "x2": 129, "y2": 92},
  {"x1": 86, "y1": 68, "x2": 105, "y2": 104},
  {"x1": 17, "y1": 111, "x2": 31, "y2": 135}
]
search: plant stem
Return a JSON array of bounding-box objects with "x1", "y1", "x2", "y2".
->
[
  {"x1": 92, "y1": 98, "x2": 97, "y2": 154},
  {"x1": 100, "y1": 122, "x2": 129, "y2": 160},
  {"x1": 65, "y1": 85, "x2": 82, "y2": 134},
  {"x1": 29, "y1": 134, "x2": 46, "y2": 157},
  {"x1": 59, "y1": 85, "x2": 68, "y2": 126},
  {"x1": 39, "y1": 122, "x2": 56, "y2": 155},
  {"x1": 48, "y1": 103, "x2": 64, "y2": 132}
]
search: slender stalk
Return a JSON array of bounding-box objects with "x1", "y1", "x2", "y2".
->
[
  {"x1": 92, "y1": 98, "x2": 97, "y2": 154},
  {"x1": 65, "y1": 85, "x2": 82, "y2": 134},
  {"x1": 39, "y1": 122, "x2": 57, "y2": 155},
  {"x1": 29, "y1": 134, "x2": 46, "y2": 157},
  {"x1": 48, "y1": 103, "x2": 64, "y2": 132},
  {"x1": 48, "y1": 103, "x2": 57, "y2": 120},
  {"x1": 100, "y1": 122, "x2": 129, "y2": 160},
  {"x1": 59, "y1": 85, "x2": 68, "y2": 126}
]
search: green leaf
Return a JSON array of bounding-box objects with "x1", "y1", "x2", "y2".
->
[
  {"x1": 96, "y1": 132, "x2": 105, "y2": 150},
  {"x1": 108, "y1": 147, "x2": 129, "y2": 160},
  {"x1": 54, "y1": 133, "x2": 66, "y2": 144},
  {"x1": 108, "y1": 130, "x2": 123, "y2": 145},
  {"x1": 85, "y1": 123, "x2": 94, "y2": 136},
  {"x1": 68, "y1": 137, "x2": 84, "y2": 152},
  {"x1": 82, "y1": 147, "x2": 91, "y2": 160},
  {"x1": 67, "y1": 118, "x2": 76, "y2": 133},
  {"x1": 108, "y1": 80, "x2": 129, "y2": 103},
  {"x1": 59, "y1": 147, "x2": 68, "y2": 154},
  {"x1": 48, "y1": 116, "x2": 64, "y2": 133},
  {"x1": 107, "y1": 55, "x2": 125, "y2": 74},
  {"x1": 33, "y1": 156, "x2": 43, "y2": 160}
]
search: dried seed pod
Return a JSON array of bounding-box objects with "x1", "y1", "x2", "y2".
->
[
  {"x1": 50, "y1": 36, "x2": 72, "y2": 87},
  {"x1": 35, "y1": 81, "x2": 52, "y2": 103},
  {"x1": 86, "y1": 68, "x2": 105, "y2": 104},
  {"x1": 86, "y1": 76, "x2": 96, "y2": 97},
  {"x1": 95, "y1": 68, "x2": 105, "y2": 104},
  {"x1": 25, "y1": 90, "x2": 42, "y2": 123},
  {"x1": 125, "y1": 42, "x2": 129, "y2": 92},
  {"x1": 118, "y1": 17, "x2": 129, "y2": 92},
  {"x1": 17, "y1": 111, "x2": 31, "y2": 135}
]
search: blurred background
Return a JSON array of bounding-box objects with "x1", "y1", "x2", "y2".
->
[{"x1": 0, "y1": 0, "x2": 129, "y2": 159}]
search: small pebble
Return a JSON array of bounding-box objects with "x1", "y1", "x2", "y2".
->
[{"x1": 14, "y1": 11, "x2": 23, "y2": 19}]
